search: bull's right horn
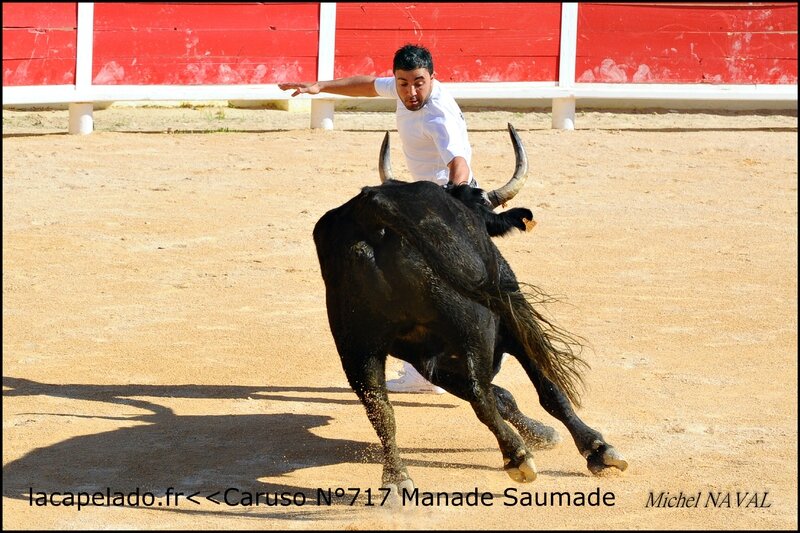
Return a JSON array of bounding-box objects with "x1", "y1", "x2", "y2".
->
[
  {"x1": 378, "y1": 131, "x2": 395, "y2": 183},
  {"x1": 486, "y1": 123, "x2": 528, "y2": 208}
]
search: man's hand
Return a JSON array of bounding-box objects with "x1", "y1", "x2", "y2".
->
[{"x1": 278, "y1": 82, "x2": 320, "y2": 97}]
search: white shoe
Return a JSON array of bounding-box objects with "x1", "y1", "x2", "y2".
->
[{"x1": 386, "y1": 363, "x2": 445, "y2": 394}]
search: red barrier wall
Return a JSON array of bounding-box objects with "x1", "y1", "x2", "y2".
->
[
  {"x1": 91, "y1": 2, "x2": 319, "y2": 85},
  {"x1": 3, "y1": 2, "x2": 797, "y2": 87},
  {"x1": 333, "y1": 2, "x2": 562, "y2": 82},
  {"x1": 576, "y1": 2, "x2": 798, "y2": 84},
  {"x1": 2, "y1": 2, "x2": 77, "y2": 85}
]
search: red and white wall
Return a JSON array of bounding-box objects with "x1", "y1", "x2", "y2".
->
[{"x1": 3, "y1": 2, "x2": 797, "y2": 131}]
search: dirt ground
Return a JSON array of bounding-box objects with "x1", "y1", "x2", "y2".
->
[{"x1": 2, "y1": 105, "x2": 797, "y2": 530}]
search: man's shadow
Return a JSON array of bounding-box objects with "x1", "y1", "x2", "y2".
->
[{"x1": 2, "y1": 376, "x2": 497, "y2": 519}]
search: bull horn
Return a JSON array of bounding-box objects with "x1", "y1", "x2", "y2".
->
[
  {"x1": 378, "y1": 131, "x2": 394, "y2": 183},
  {"x1": 487, "y1": 123, "x2": 528, "y2": 208}
]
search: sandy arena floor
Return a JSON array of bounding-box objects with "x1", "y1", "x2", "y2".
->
[{"x1": 2, "y1": 105, "x2": 798, "y2": 529}]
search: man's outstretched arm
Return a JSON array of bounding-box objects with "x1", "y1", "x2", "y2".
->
[{"x1": 278, "y1": 75, "x2": 379, "y2": 97}]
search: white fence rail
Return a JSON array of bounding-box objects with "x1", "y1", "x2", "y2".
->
[{"x1": 3, "y1": 3, "x2": 797, "y2": 134}]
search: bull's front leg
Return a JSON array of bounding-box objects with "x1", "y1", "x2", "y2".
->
[
  {"x1": 341, "y1": 351, "x2": 414, "y2": 497},
  {"x1": 434, "y1": 366, "x2": 538, "y2": 483},
  {"x1": 493, "y1": 384, "x2": 562, "y2": 450},
  {"x1": 527, "y1": 365, "x2": 628, "y2": 475}
]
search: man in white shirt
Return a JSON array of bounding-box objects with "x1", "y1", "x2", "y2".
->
[{"x1": 279, "y1": 44, "x2": 478, "y2": 394}]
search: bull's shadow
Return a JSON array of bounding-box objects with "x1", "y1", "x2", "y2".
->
[{"x1": 2, "y1": 376, "x2": 498, "y2": 519}]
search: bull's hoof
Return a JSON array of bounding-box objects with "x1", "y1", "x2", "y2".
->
[
  {"x1": 381, "y1": 478, "x2": 415, "y2": 507},
  {"x1": 585, "y1": 440, "x2": 628, "y2": 475},
  {"x1": 520, "y1": 422, "x2": 562, "y2": 451},
  {"x1": 504, "y1": 452, "x2": 537, "y2": 483}
]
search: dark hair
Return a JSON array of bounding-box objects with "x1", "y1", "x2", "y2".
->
[{"x1": 392, "y1": 44, "x2": 434, "y2": 74}]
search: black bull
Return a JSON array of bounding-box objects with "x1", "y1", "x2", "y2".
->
[{"x1": 313, "y1": 125, "x2": 627, "y2": 493}]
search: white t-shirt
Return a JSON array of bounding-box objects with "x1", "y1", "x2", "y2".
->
[{"x1": 374, "y1": 77, "x2": 473, "y2": 186}]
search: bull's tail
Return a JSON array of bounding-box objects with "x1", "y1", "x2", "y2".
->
[{"x1": 495, "y1": 283, "x2": 588, "y2": 408}]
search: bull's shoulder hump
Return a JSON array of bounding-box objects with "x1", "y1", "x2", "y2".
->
[
  {"x1": 361, "y1": 180, "x2": 446, "y2": 206},
  {"x1": 360, "y1": 180, "x2": 439, "y2": 194}
]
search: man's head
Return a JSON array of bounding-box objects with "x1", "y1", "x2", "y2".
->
[{"x1": 393, "y1": 44, "x2": 435, "y2": 112}]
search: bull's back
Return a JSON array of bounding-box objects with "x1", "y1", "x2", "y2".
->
[{"x1": 313, "y1": 182, "x2": 518, "y2": 330}]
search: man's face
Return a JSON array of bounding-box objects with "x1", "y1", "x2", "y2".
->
[{"x1": 394, "y1": 68, "x2": 433, "y2": 111}]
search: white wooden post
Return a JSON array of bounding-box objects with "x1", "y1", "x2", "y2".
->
[
  {"x1": 552, "y1": 98, "x2": 576, "y2": 130},
  {"x1": 311, "y1": 3, "x2": 336, "y2": 129},
  {"x1": 553, "y1": 2, "x2": 578, "y2": 130},
  {"x1": 68, "y1": 103, "x2": 94, "y2": 134},
  {"x1": 69, "y1": 2, "x2": 95, "y2": 134}
]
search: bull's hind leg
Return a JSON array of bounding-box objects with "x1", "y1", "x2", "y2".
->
[
  {"x1": 492, "y1": 384, "x2": 562, "y2": 450},
  {"x1": 525, "y1": 363, "x2": 628, "y2": 475},
  {"x1": 339, "y1": 348, "x2": 415, "y2": 495}
]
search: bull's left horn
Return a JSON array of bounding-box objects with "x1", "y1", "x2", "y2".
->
[
  {"x1": 486, "y1": 123, "x2": 528, "y2": 208},
  {"x1": 379, "y1": 131, "x2": 395, "y2": 183}
]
